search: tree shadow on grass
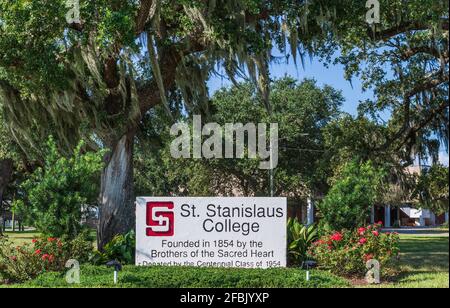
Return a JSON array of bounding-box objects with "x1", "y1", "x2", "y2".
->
[{"x1": 393, "y1": 236, "x2": 449, "y2": 285}]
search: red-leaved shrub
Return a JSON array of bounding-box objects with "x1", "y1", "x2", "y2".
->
[
  {"x1": 309, "y1": 223, "x2": 400, "y2": 279},
  {"x1": 0, "y1": 234, "x2": 92, "y2": 283}
]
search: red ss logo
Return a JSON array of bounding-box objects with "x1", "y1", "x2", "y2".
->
[{"x1": 146, "y1": 202, "x2": 174, "y2": 237}]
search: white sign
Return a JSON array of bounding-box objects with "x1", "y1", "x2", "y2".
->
[{"x1": 136, "y1": 197, "x2": 287, "y2": 269}]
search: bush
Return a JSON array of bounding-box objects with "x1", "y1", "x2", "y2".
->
[
  {"x1": 0, "y1": 233, "x2": 93, "y2": 283},
  {"x1": 91, "y1": 231, "x2": 135, "y2": 265},
  {"x1": 15, "y1": 137, "x2": 104, "y2": 239},
  {"x1": 318, "y1": 161, "x2": 385, "y2": 231},
  {"x1": 22, "y1": 265, "x2": 349, "y2": 288},
  {"x1": 287, "y1": 218, "x2": 318, "y2": 266},
  {"x1": 309, "y1": 223, "x2": 400, "y2": 279}
]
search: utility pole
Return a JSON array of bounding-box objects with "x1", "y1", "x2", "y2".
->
[
  {"x1": 268, "y1": 131, "x2": 277, "y2": 197},
  {"x1": 268, "y1": 134, "x2": 310, "y2": 197},
  {"x1": 270, "y1": 156, "x2": 274, "y2": 197}
]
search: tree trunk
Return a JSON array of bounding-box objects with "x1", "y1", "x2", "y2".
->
[
  {"x1": 98, "y1": 130, "x2": 136, "y2": 251},
  {"x1": 0, "y1": 159, "x2": 13, "y2": 235},
  {"x1": 0, "y1": 186, "x2": 4, "y2": 235}
]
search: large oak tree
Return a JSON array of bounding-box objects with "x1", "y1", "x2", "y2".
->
[{"x1": 1, "y1": 0, "x2": 448, "y2": 248}]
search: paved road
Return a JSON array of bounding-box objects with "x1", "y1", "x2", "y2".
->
[{"x1": 382, "y1": 227, "x2": 449, "y2": 237}]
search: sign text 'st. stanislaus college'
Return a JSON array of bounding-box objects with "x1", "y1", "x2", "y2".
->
[{"x1": 136, "y1": 197, "x2": 287, "y2": 268}]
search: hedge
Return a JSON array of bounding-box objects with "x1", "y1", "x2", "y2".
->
[{"x1": 15, "y1": 265, "x2": 349, "y2": 288}]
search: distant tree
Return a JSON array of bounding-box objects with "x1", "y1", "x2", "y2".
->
[
  {"x1": 413, "y1": 164, "x2": 449, "y2": 215},
  {"x1": 318, "y1": 0, "x2": 449, "y2": 214},
  {"x1": 323, "y1": 115, "x2": 422, "y2": 207},
  {"x1": 1, "y1": 102, "x2": 52, "y2": 234},
  {"x1": 134, "y1": 78, "x2": 343, "y2": 198},
  {"x1": 327, "y1": 0, "x2": 449, "y2": 164},
  {"x1": 323, "y1": 115, "x2": 390, "y2": 165}
]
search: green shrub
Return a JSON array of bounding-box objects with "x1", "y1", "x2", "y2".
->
[
  {"x1": 318, "y1": 161, "x2": 386, "y2": 231},
  {"x1": 22, "y1": 265, "x2": 349, "y2": 288},
  {"x1": 91, "y1": 231, "x2": 135, "y2": 265},
  {"x1": 15, "y1": 137, "x2": 104, "y2": 239},
  {"x1": 66, "y1": 232, "x2": 95, "y2": 263},
  {"x1": 0, "y1": 233, "x2": 93, "y2": 283},
  {"x1": 287, "y1": 218, "x2": 318, "y2": 266},
  {"x1": 309, "y1": 223, "x2": 400, "y2": 279}
]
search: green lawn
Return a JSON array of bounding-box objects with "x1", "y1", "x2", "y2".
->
[
  {"x1": 2, "y1": 231, "x2": 40, "y2": 246},
  {"x1": 3, "y1": 230, "x2": 97, "y2": 248},
  {"x1": 362, "y1": 234, "x2": 449, "y2": 288},
  {"x1": 392, "y1": 235, "x2": 449, "y2": 288}
]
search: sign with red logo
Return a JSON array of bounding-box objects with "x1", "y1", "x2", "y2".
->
[
  {"x1": 136, "y1": 197, "x2": 287, "y2": 269},
  {"x1": 146, "y1": 202, "x2": 174, "y2": 237}
]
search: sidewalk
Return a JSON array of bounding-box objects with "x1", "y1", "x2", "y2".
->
[{"x1": 382, "y1": 227, "x2": 449, "y2": 237}]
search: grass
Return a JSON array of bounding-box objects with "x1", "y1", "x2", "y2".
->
[
  {"x1": 392, "y1": 235, "x2": 449, "y2": 288},
  {"x1": 2, "y1": 231, "x2": 41, "y2": 246},
  {"x1": 362, "y1": 234, "x2": 449, "y2": 288},
  {"x1": 3, "y1": 230, "x2": 97, "y2": 248},
  {"x1": 5, "y1": 266, "x2": 349, "y2": 289}
]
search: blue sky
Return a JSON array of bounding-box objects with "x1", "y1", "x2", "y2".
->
[{"x1": 207, "y1": 56, "x2": 449, "y2": 166}]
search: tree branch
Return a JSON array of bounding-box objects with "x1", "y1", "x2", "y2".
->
[
  {"x1": 401, "y1": 46, "x2": 449, "y2": 62},
  {"x1": 377, "y1": 72, "x2": 449, "y2": 152},
  {"x1": 135, "y1": 0, "x2": 154, "y2": 35},
  {"x1": 369, "y1": 19, "x2": 449, "y2": 41},
  {"x1": 395, "y1": 99, "x2": 449, "y2": 152},
  {"x1": 137, "y1": 37, "x2": 206, "y2": 115}
]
